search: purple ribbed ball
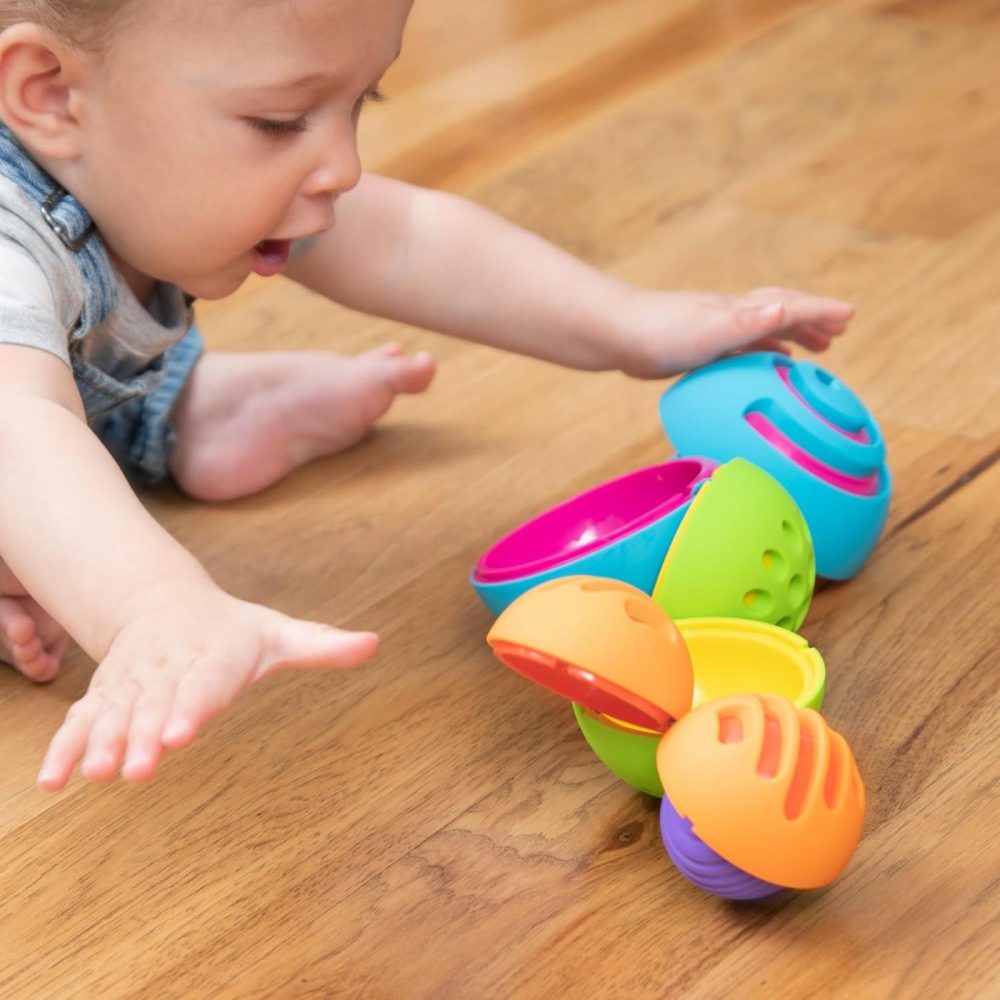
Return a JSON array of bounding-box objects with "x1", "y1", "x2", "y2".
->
[{"x1": 660, "y1": 793, "x2": 783, "y2": 901}]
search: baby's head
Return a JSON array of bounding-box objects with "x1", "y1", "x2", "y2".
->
[
  {"x1": 0, "y1": 0, "x2": 411, "y2": 298},
  {"x1": 0, "y1": 2, "x2": 133, "y2": 54}
]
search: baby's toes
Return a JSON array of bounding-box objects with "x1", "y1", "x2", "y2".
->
[
  {"x1": 15, "y1": 645, "x2": 61, "y2": 683},
  {"x1": 22, "y1": 598, "x2": 71, "y2": 656},
  {"x1": 387, "y1": 351, "x2": 436, "y2": 395},
  {"x1": 368, "y1": 342, "x2": 404, "y2": 358},
  {"x1": 0, "y1": 598, "x2": 68, "y2": 682},
  {"x1": 81, "y1": 700, "x2": 135, "y2": 782},
  {"x1": 11, "y1": 633, "x2": 43, "y2": 664},
  {"x1": 0, "y1": 597, "x2": 36, "y2": 647}
]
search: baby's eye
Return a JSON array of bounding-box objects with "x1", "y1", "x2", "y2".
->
[
  {"x1": 248, "y1": 116, "x2": 311, "y2": 138},
  {"x1": 352, "y1": 86, "x2": 388, "y2": 120}
]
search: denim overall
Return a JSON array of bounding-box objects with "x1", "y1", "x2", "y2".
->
[{"x1": 0, "y1": 121, "x2": 203, "y2": 485}]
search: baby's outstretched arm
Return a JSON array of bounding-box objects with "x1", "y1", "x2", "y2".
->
[
  {"x1": 286, "y1": 175, "x2": 852, "y2": 375},
  {"x1": 0, "y1": 345, "x2": 377, "y2": 789}
]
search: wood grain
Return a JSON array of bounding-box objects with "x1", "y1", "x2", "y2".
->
[{"x1": 1, "y1": 0, "x2": 998, "y2": 996}]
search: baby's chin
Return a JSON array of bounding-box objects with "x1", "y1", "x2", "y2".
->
[{"x1": 177, "y1": 264, "x2": 256, "y2": 301}]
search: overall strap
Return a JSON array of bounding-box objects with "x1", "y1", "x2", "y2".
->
[{"x1": 0, "y1": 120, "x2": 118, "y2": 331}]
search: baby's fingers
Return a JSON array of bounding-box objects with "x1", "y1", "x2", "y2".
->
[
  {"x1": 260, "y1": 618, "x2": 380, "y2": 677},
  {"x1": 779, "y1": 324, "x2": 835, "y2": 352},
  {"x1": 121, "y1": 687, "x2": 175, "y2": 782},
  {"x1": 161, "y1": 659, "x2": 240, "y2": 751},
  {"x1": 37, "y1": 697, "x2": 104, "y2": 791},
  {"x1": 749, "y1": 286, "x2": 854, "y2": 312},
  {"x1": 734, "y1": 337, "x2": 792, "y2": 357},
  {"x1": 81, "y1": 696, "x2": 136, "y2": 782},
  {"x1": 753, "y1": 289, "x2": 853, "y2": 331}
]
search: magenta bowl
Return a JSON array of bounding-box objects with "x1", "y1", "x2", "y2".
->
[{"x1": 471, "y1": 457, "x2": 717, "y2": 615}]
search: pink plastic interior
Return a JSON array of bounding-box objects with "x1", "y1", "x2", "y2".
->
[
  {"x1": 776, "y1": 364, "x2": 871, "y2": 443},
  {"x1": 746, "y1": 412, "x2": 880, "y2": 496},
  {"x1": 474, "y1": 458, "x2": 716, "y2": 583}
]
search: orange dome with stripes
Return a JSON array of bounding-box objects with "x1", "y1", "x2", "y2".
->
[
  {"x1": 656, "y1": 692, "x2": 865, "y2": 888},
  {"x1": 487, "y1": 576, "x2": 693, "y2": 732}
]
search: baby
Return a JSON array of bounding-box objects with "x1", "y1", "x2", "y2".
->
[{"x1": 0, "y1": 0, "x2": 853, "y2": 791}]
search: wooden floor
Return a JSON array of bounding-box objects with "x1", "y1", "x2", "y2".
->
[{"x1": 2, "y1": 0, "x2": 999, "y2": 996}]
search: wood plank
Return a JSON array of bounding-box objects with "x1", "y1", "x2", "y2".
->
[{"x1": 362, "y1": 0, "x2": 825, "y2": 190}]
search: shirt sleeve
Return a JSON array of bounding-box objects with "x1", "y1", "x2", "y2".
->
[{"x1": 0, "y1": 240, "x2": 72, "y2": 367}]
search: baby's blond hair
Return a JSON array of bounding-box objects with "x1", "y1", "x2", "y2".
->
[{"x1": 0, "y1": 1, "x2": 137, "y2": 51}]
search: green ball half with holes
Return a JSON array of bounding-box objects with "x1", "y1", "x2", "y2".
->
[{"x1": 652, "y1": 458, "x2": 816, "y2": 630}]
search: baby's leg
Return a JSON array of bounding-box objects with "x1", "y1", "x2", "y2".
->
[
  {"x1": 0, "y1": 560, "x2": 70, "y2": 682},
  {"x1": 169, "y1": 344, "x2": 435, "y2": 501}
]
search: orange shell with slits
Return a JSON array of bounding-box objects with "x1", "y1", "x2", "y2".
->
[
  {"x1": 656, "y1": 692, "x2": 865, "y2": 888},
  {"x1": 486, "y1": 576, "x2": 693, "y2": 732}
]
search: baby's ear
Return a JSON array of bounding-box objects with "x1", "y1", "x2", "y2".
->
[{"x1": 0, "y1": 23, "x2": 87, "y2": 160}]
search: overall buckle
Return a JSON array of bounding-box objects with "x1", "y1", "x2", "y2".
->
[{"x1": 40, "y1": 186, "x2": 95, "y2": 252}]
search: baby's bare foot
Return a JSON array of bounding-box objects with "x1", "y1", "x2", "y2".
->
[
  {"x1": 0, "y1": 563, "x2": 70, "y2": 682},
  {"x1": 170, "y1": 345, "x2": 436, "y2": 501}
]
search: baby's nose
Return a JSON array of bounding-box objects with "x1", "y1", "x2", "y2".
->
[{"x1": 302, "y1": 146, "x2": 362, "y2": 199}]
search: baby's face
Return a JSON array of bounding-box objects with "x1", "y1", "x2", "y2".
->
[{"x1": 72, "y1": 0, "x2": 411, "y2": 298}]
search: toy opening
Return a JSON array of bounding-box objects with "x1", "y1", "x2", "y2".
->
[
  {"x1": 473, "y1": 458, "x2": 717, "y2": 583},
  {"x1": 744, "y1": 411, "x2": 881, "y2": 496},
  {"x1": 775, "y1": 362, "x2": 872, "y2": 442},
  {"x1": 682, "y1": 621, "x2": 823, "y2": 711},
  {"x1": 490, "y1": 641, "x2": 673, "y2": 732}
]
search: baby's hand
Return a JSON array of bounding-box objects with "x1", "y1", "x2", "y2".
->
[
  {"x1": 614, "y1": 287, "x2": 854, "y2": 378},
  {"x1": 36, "y1": 585, "x2": 378, "y2": 790}
]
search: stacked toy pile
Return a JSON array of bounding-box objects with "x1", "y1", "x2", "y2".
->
[{"x1": 470, "y1": 354, "x2": 891, "y2": 900}]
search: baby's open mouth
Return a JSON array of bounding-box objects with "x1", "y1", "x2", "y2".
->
[{"x1": 250, "y1": 238, "x2": 292, "y2": 277}]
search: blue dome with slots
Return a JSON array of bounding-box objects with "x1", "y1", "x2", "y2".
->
[{"x1": 658, "y1": 353, "x2": 891, "y2": 579}]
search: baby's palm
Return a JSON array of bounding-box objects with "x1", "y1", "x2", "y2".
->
[{"x1": 37, "y1": 591, "x2": 377, "y2": 789}]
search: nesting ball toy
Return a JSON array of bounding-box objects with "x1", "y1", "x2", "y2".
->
[
  {"x1": 474, "y1": 357, "x2": 878, "y2": 901},
  {"x1": 657, "y1": 693, "x2": 865, "y2": 899},
  {"x1": 659, "y1": 353, "x2": 890, "y2": 579},
  {"x1": 472, "y1": 458, "x2": 717, "y2": 616}
]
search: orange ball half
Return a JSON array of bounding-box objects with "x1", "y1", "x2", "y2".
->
[
  {"x1": 656, "y1": 692, "x2": 865, "y2": 888},
  {"x1": 487, "y1": 576, "x2": 693, "y2": 731}
]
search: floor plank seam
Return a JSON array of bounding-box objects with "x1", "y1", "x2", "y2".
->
[{"x1": 885, "y1": 443, "x2": 1000, "y2": 540}]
